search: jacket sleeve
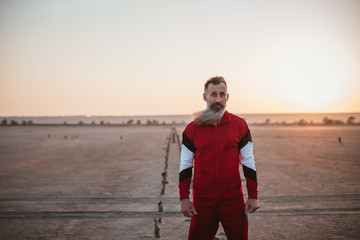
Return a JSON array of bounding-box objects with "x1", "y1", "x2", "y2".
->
[
  {"x1": 239, "y1": 129, "x2": 258, "y2": 199},
  {"x1": 178, "y1": 127, "x2": 196, "y2": 200}
]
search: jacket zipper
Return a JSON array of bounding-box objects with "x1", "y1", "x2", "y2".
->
[{"x1": 215, "y1": 124, "x2": 220, "y2": 199}]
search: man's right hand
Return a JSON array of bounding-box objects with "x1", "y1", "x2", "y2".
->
[{"x1": 181, "y1": 198, "x2": 198, "y2": 218}]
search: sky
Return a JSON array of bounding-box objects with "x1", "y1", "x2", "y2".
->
[{"x1": 0, "y1": 0, "x2": 359, "y2": 116}]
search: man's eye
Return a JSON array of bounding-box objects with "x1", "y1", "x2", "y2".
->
[{"x1": 211, "y1": 93, "x2": 217, "y2": 97}]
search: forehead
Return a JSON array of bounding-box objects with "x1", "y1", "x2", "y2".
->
[{"x1": 206, "y1": 83, "x2": 227, "y2": 93}]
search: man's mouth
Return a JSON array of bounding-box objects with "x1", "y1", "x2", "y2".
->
[{"x1": 211, "y1": 103, "x2": 224, "y2": 110}]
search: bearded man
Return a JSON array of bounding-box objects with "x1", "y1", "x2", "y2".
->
[{"x1": 179, "y1": 76, "x2": 260, "y2": 240}]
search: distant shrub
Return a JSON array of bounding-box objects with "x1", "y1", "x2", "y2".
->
[
  {"x1": 323, "y1": 117, "x2": 344, "y2": 125},
  {"x1": 79, "y1": 121, "x2": 84, "y2": 125},
  {"x1": 1, "y1": 119, "x2": 8, "y2": 125},
  {"x1": 10, "y1": 120, "x2": 19, "y2": 125},
  {"x1": 323, "y1": 117, "x2": 333, "y2": 125},
  {"x1": 347, "y1": 116, "x2": 356, "y2": 124},
  {"x1": 126, "y1": 119, "x2": 134, "y2": 125},
  {"x1": 145, "y1": 119, "x2": 161, "y2": 125},
  {"x1": 334, "y1": 120, "x2": 345, "y2": 125},
  {"x1": 335, "y1": 120, "x2": 344, "y2": 125},
  {"x1": 20, "y1": 120, "x2": 33, "y2": 125},
  {"x1": 298, "y1": 119, "x2": 308, "y2": 126}
]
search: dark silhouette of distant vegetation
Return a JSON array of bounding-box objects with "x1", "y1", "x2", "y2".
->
[
  {"x1": 0, "y1": 118, "x2": 188, "y2": 126},
  {"x1": 252, "y1": 115, "x2": 359, "y2": 126},
  {"x1": 323, "y1": 117, "x2": 345, "y2": 125},
  {"x1": 347, "y1": 115, "x2": 356, "y2": 124},
  {"x1": 10, "y1": 120, "x2": 19, "y2": 125},
  {"x1": 0, "y1": 116, "x2": 358, "y2": 127},
  {"x1": 298, "y1": 119, "x2": 308, "y2": 126}
]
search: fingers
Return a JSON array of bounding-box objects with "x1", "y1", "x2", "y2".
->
[
  {"x1": 245, "y1": 205, "x2": 250, "y2": 214},
  {"x1": 182, "y1": 211, "x2": 193, "y2": 217},
  {"x1": 182, "y1": 207, "x2": 198, "y2": 218},
  {"x1": 183, "y1": 209, "x2": 197, "y2": 217},
  {"x1": 247, "y1": 207, "x2": 255, "y2": 214},
  {"x1": 181, "y1": 208, "x2": 191, "y2": 217},
  {"x1": 245, "y1": 199, "x2": 260, "y2": 214},
  {"x1": 191, "y1": 206, "x2": 198, "y2": 215},
  {"x1": 180, "y1": 199, "x2": 198, "y2": 217},
  {"x1": 246, "y1": 205, "x2": 260, "y2": 214}
]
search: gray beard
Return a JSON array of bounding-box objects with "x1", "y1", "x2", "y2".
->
[{"x1": 193, "y1": 107, "x2": 225, "y2": 126}]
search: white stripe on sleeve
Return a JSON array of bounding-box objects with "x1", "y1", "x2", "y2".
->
[
  {"x1": 179, "y1": 144, "x2": 194, "y2": 172},
  {"x1": 240, "y1": 142, "x2": 256, "y2": 171}
]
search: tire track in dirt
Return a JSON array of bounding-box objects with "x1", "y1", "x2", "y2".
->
[
  {"x1": 1, "y1": 194, "x2": 359, "y2": 202},
  {"x1": 1, "y1": 194, "x2": 359, "y2": 218},
  {"x1": 1, "y1": 207, "x2": 359, "y2": 219}
]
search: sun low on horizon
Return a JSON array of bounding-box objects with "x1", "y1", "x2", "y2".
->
[
  {"x1": 238, "y1": 34, "x2": 360, "y2": 114},
  {"x1": 0, "y1": 0, "x2": 359, "y2": 116}
]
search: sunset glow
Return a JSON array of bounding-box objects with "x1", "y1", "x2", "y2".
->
[
  {"x1": 0, "y1": 0, "x2": 359, "y2": 116},
  {"x1": 268, "y1": 36, "x2": 359, "y2": 112}
]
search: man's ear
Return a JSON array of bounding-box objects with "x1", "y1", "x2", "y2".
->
[
  {"x1": 227, "y1": 93, "x2": 229, "y2": 101},
  {"x1": 203, "y1": 93, "x2": 207, "y2": 102}
]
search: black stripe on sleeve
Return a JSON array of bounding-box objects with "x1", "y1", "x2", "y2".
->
[
  {"x1": 182, "y1": 132, "x2": 197, "y2": 153},
  {"x1": 242, "y1": 165, "x2": 257, "y2": 183},
  {"x1": 238, "y1": 129, "x2": 252, "y2": 150},
  {"x1": 179, "y1": 167, "x2": 193, "y2": 183}
]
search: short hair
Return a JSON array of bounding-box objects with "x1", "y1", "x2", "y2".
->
[{"x1": 204, "y1": 76, "x2": 227, "y2": 92}]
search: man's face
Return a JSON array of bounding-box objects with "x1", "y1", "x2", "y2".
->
[{"x1": 203, "y1": 83, "x2": 229, "y2": 112}]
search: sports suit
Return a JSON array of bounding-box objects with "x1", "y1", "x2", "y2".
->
[{"x1": 179, "y1": 111, "x2": 258, "y2": 240}]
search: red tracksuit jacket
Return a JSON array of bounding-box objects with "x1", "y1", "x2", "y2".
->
[{"x1": 179, "y1": 111, "x2": 258, "y2": 206}]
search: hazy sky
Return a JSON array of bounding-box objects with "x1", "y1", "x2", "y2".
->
[{"x1": 1, "y1": 0, "x2": 359, "y2": 116}]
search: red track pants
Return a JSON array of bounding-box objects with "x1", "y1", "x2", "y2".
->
[{"x1": 188, "y1": 201, "x2": 248, "y2": 240}]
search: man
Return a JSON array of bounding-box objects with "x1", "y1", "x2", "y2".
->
[{"x1": 179, "y1": 76, "x2": 260, "y2": 240}]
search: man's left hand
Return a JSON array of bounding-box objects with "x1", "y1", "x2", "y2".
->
[{"x1": 245, "y1": 198, "x2": 260, "y2": 214}]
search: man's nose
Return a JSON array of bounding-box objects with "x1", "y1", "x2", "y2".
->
[{"x1": 215, "y1": 96, "x2": 222, "y2": 102}]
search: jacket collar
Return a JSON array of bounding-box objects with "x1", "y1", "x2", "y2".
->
[{"x1": 220, "y1": 110, "x2": 231, "y2": 124}]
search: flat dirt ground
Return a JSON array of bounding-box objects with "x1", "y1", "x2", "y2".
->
[{"x1": 0, "y1": 125, "x2": 359, "y2": 239}]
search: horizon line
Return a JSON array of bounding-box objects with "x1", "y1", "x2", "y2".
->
[{"x1": 1, "y1": 111, "x2": 359, "y2": 118}]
